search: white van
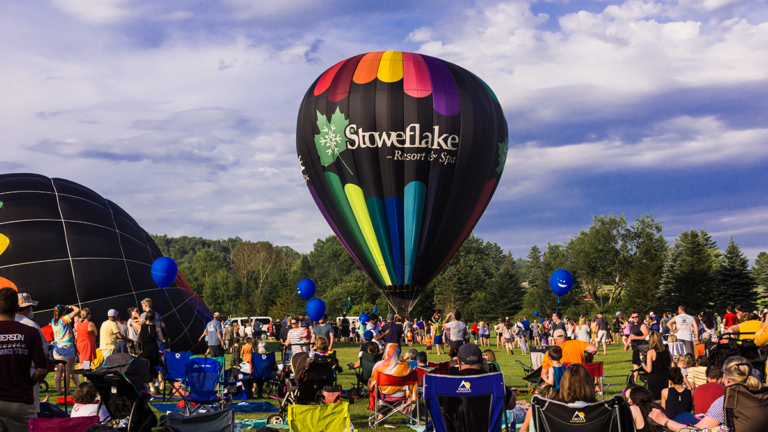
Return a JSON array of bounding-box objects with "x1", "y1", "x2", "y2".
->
[{"x1": 226, "y1": 316, "x2": 273, "y2": 340}]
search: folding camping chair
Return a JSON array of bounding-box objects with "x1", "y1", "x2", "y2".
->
[
  {"x1": 250, "y1": 352, "x2": 277, "y2": 398},
  {"x1": 724, "y1": 383, "x2": 768, "y2": 432},
  {"x1": 368, "y1": 369, "x2": 420, "y2": 429},
  {"x1": 29, "y1": 416, "x2": 99, "y2": 432},
  {"x1": 351, "y1": 351, "x2": 382, "y2": 397},
  {"x1": 516, "y1": 346, "x2": 547, "y2": 376},
  {"x1": 530, "y1": 394, "x2": 634, "y2": 432},
  {"x1": 563, "y1": 362, "x2": 606, "y2": 400},
  {"x1": 427, "y1": 361, "x2": 450, "y2": 375},
  {"x1": 161, "y1": 351, "x2": 192, "y2": 401},
  {"x1": 167, "y1": 408, "x2": 235, "y2": 432},
  {"x1": 183, "y1": 356, "x2": 230, "y2": 415},
  {"x1": 287, "y1": 401, "x2": 353, "y2": 432},
  {"x1": 423, "y1": 372, "x2": 508, "y2": 432}
]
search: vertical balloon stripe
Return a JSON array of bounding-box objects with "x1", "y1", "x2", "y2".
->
[
  {"x1": 377, "y1": 51, "x2": 403, "y2": 83},
  {"x1": 385, "y1": 197, "x2": 405, "y2": 285},
  {"x1": 324, "y1": 173, "x2": 385, "y2": 286},
  {"x1": 353, "y1": 51, "x2": 384, "y2": 84},
  {"x1": 0, "y1": 277, "x2": 17, "y2": 290},
  {"x1": 404, "y1": 181, "x2": 426, "y2": 285},
  {"x1": 328, "y1": 54, "x2": 364, "y2": 103},
  {"x1": 344, "y1": 184, "x2": 393, "y2": 286},
  {"x1": 308, "y1": 185, "x2": 372, "y2": 280},
  {"x1": 314, "y1": 59, "x2": 347, "y2": 96},
  {"x1": 474, "y1": 73, "x2": 500, "y2": 104},
  {"x1": 422, "y1": 55, "x2": 461, "y2": 116},
  {"x1": 432, "y1": 179, "x2": 497, "y2": 281},
  {"x1": 403, "y1": 53, "x2": 432, "y2": 98},
  {"x1": 0, "y1": 233, "x2": 8, "y2": 256},
  {"x1": 366, "y1": 197, "x2": 397, "y2": 284}
]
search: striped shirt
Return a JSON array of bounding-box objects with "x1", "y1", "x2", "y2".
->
[{"x1": 288, "y1": 329, "x2": 308, "y2": 354}]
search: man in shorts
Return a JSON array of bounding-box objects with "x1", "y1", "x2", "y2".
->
[
  {"x1": 199, "y1": 312, "x2": 225, "y2": 357},
  {"x1": 667, "y1": 305, "x2": 698, "y2": 355},
  {"x1": 594, "y1": 311, "x2": 610, "y2": 355}
]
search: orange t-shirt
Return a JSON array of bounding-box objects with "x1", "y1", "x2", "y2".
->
[
  {"x1": 542, "y1": 340, "x2": 590, "y2": 369},
  {"x1": 426, "y1": 336, "x2": 433, "y2": 347},
  {"x1": 695, "y1": 343, "x2": 705, "y2": 358}
]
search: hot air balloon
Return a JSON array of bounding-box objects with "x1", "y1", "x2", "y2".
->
[
  {"x1": 297, "y1": 51, "x2": 508, "y2": 312},
  {"x1": 0, "y1": 173, "x2": 212, "y2": 351}
]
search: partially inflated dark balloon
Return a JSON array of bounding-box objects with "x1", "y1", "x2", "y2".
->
[
  {"x1": 297, "y1": 51, "x2": 508, "y2": 312},
  {"x1": 0, "y1": 174, "x2": 212, "y2": 352}
]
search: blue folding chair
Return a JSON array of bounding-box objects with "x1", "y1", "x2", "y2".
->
[
  {"x1": 251, "y1": 352, "x2": 277, "y2": 398},
  {"x1": 424, "y1": 372, "x2": 508, "y2": 432},
  {"x1": 183, "y1": 357, "x2": 230, "y2": 415},
  {"x1": 161, "y1": 351, "x2": 192, "y2": 402}
]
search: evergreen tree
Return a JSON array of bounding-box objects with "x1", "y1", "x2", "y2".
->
[
  {"x1": 657, "y1": 230, "x2": 716, "y2": 313},
  {"x1": 657, "y1": 240, "x2": 682, "y2": 311},
  {"x1": 484, "y1": 258, "x2": 525, "y2": 319},
  {"x1": 713, "y1": 238, "x2": 757, "y2": 312},
  {"x1": 753, "y1": 252, "x2": 768, "y2": 309},
  {"x1": 525, "y1": 245, "x2": 543, "y2": 284},
  {"x1": 623, "y1": 232, "x2": 665, "y2": 314}
]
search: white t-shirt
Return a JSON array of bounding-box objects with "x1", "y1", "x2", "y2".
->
[
  {"x1": 445, "y1": 320, "x2": 467, "y2": 341},
  {"x1": 72, "y1": 403, "x2": 110, "y2": 421},
  {"x1": 675, "y1": 313, "x2": 694, "y2": 341},
  {"x1": 245, "y1": 326, "x2": 253, "y2": 338},
  {"x1": 366, "y1": 322, "x2": 382, "y2": 348}
]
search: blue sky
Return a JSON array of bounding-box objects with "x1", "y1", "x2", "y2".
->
[{"x1": 2, "y1": 0, "x2": 767, "y2": 261}]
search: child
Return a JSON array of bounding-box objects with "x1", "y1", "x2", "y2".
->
[
  {"x1": 407, "y1": 329, "x2": 413, "y2": 346},
  {"x1": 520, "y1": 382, "x2": 556, "y2": 432},
  {"x1": 425, "y1": 334, "x2": 433, "y2": 354},
  {"x1": 544, "y1": 346, "x2": 566, "y2": 389},
  {"x1": 230, "y1": 338, "x2": 242, "y2": 368},
  {"x1": 688, "y1": 355, "x2": 708, "y2": 388},
  {"x1": 417, "y1": 351, "x2": 429, "y2": 368},
  {"x1": 517, "y1": 325, "x2": 528, "y2": 356},
  {"x1": 71, "y1": 382, "x2": 110, "y2": 421},
  {"x1": 504, "y1": 322, "x2": 515, "y2": 355},
  {"x1": 241, "y1": 337, "x2": 253, "y2": 364},
  {"x1": 676, "y1": 355, "x2": 693, "y2": 389}
]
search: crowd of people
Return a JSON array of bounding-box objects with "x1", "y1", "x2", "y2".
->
[{"x1": 0, "y1": 287, "x2": 172, "y2": 431}]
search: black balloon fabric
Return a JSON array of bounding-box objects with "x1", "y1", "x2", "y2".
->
[
  {"x1": 0, "y1": 173, "x2": 212, "y2": 352},
  {"x1": 296, "y1": 51, "x2": 508, "y2": 312}
]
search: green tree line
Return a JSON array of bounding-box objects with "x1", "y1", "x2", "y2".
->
[{"x1": 151, "y1": 213, "x2": 767, "y2": 323}]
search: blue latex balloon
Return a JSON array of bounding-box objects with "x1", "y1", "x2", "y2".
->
[
  {"x1": 541, "y1": 318, "x2": 545, "y2": 323},
  {"x1": 306, "y1": 298, "x2": 326, "y2": 321},
  {"x1": 373, "y1": 307, "x2": 378, "y2": 313},
  {"x1": 549, "y1": 269, "x2": 574, "y2": 297},
  {"x1": 297, "y1": 279, "x2": 316, "y2": 300},
  {"x1": 151, "y1": 257, "x2": 178, "y2": 288},
  {"x1": 359, "y1": 313, "x2": 370, "y2": 325},
  {"x1": 534, "y1": 311, "x2": 539, "y2": 317}
]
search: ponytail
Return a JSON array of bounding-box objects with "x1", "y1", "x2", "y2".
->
[
  {"x1": 80, "y1": 308, "x2": 90, "y2": 320},
  {"x1": 723, "y1": 356, "x2": 762, "y2": 391}
]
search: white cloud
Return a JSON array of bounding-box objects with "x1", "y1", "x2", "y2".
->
[
  {"x1": 498, "y1": 115, "x2": 768, "y2": 198},
  {"x1": 52, "y1": 0, "x2": 134, "y2": 23}
]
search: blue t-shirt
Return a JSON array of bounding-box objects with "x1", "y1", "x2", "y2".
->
[
  {"x1": 206, "y1": 320, "x2": 223, "y2": 346},
  {"x1": 522, "y1": 320, "x2": 531, "y2": 331},
  {"x1": 552, "y1": 364, "x2": 566, "y2": 389}
]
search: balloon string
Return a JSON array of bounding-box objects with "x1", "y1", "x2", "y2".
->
[{"x1": 555, "y1": 297, "x2": 560, "y2": 315}]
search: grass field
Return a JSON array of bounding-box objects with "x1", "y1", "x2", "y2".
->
[{"x1": 41, "y1": 338, "x2": 634, "y2": 431}]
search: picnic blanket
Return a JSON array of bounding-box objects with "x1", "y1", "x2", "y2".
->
[{"x1": 153, "y1": 401, "x2": 279, "y2": 414}]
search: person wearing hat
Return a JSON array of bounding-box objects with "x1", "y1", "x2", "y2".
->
[
  {"x1": 541, "y1": 329, "x2": 598, "y2": 373},
  {"x1": 380, "y1": 312, "x2": 404, "y2": 347},
  {"x1": 448, "y1": 343, "x2": 517, "y2": 409},
  {"x1": 199, "y1": 312, "x2": 225, "y2": 358},
  {"x1": 100, "y1": 309, "x2": 125, "y2": 360},
  {"x1": 15, "y1": 292, "x2": 49, "y2": 414},
  {"x1": 0, "y1": 288, "x2": 49, "y2": 431}
]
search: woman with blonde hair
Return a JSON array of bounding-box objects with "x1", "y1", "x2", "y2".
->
[
  {"x1": 574, "y1": 317, "x2": 591, "y2": 342},
  {"x1": 75, "y1": 308, "x2": 98, "y2": 367},
  {"x1": 649, "y1": 356, "x2": 762, "y2": 430},
  {"x1": 641, "y1": 331, "x2": 672, "y2": 400}
]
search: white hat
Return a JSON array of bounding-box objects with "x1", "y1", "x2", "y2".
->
[
  {"x1": 650, "y1": 312, "x2": 654, "y2": 316},
  {"x1": 108, "y1": 309, "x2": 119, "y2": 317}
]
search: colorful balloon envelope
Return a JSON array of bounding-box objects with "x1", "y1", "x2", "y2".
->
[
  {"x1": 0, "y1": 174, "x2": 213, "y2": 352},
  {"x1": 297, "y1": 51, "x2": 508, "y2": 312}
]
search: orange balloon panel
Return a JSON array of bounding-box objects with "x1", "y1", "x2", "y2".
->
[{"x1": 0, "y1": 277, "x2": 17, "y2": 291}]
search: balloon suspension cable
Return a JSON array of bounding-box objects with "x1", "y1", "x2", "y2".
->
[{"x1": 555, "y1": 298, "x2": 560, "y2": 315}]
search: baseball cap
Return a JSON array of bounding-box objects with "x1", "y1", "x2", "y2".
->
[
  {"x1": 702, "y1": 332, "x2": 711, "y2": 341},
  {"x1": 650, "y1": 312, "x2": 655, "y2": 316},
  {"x1": 457, "y1": 343, "x2": 483, "y2": 365},
  {"x1": 108, "y1": 309, "x2": 119, "y2": 317},
  {"x1": 18, "y1": 292, "x2": 38, "y2": 308},
  {"x1": 387, "y1": 313, "x2": 394, "y2": 320},
  {"x1": 553, "y1": 329, "x2": 566, "y2": 339},
  {"x1": 364, "y1": 330, "x2": 373, "y2": 340}
]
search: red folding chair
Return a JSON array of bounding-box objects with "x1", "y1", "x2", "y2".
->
[
  {"x1": 427, "y1": 361, "x2": 450, "y2": 375},
  {"x1": 29, "y1": 416, "x2": 99, "y2": 432},
  {"x1": 369, "y1": 369, "x2": 420, "y2": 429},
  {"x1": 416, "y1": 366, "x2": 431, "y2": 386},
  {"x1": 562, "y1": 362, "x2": 605, "y2": 400}
]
